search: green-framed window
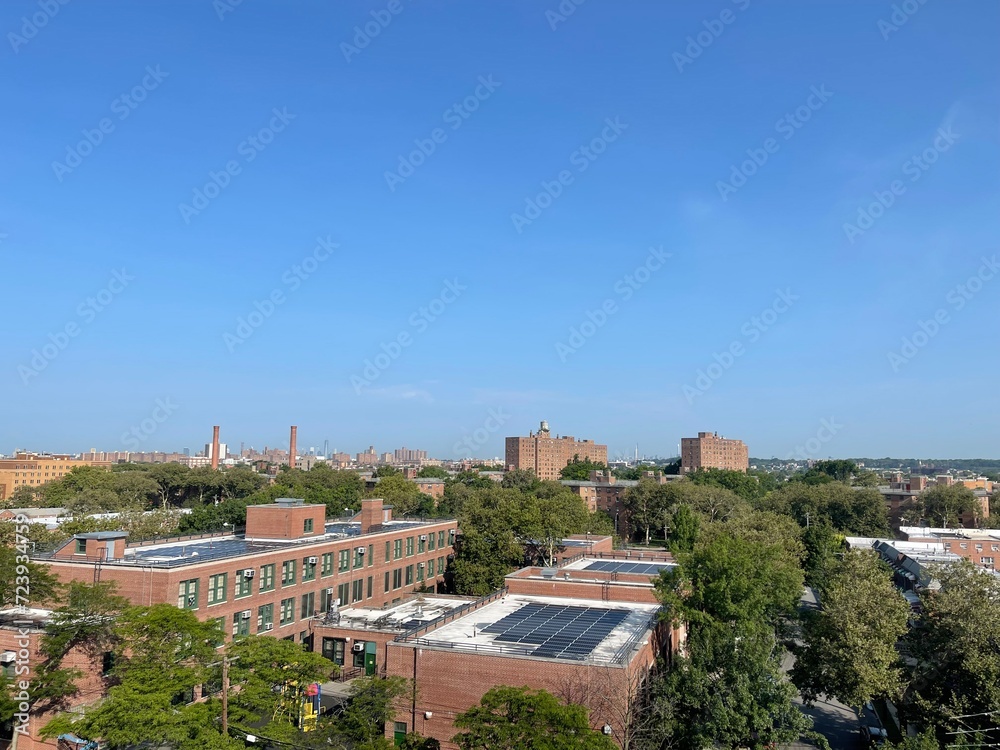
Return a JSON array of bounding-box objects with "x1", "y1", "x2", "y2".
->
[
  {"x1": 428, "y1": 533, "x2": 435, "y2": 551},
  {"x1": 321, "y1": 552, "x2": 334, "y2": 577},
  {"x1": 352, "y1": 579, "x2": 363, "y2": 603},
  {"x1": 235, "y1": 569, "x2": 254, "y2": 598},
  {"x1": 393, "y1": 539, "x2": 402, "y2": 559},
  {"x1": 281, "y1": 560, "x2": 297, "y2": 587},
  {"x1": 416, "y1": 562, "x2": 424, "y2": 582},
  {"x1": 302, "y1": 556, "x2": 317, "y2": 582},
  {"x1": 258, "y1": 603, "x2": 274, "y2": 631},
  {"x1": 337, "y1": 583, "x2": 349, "y2": 606},
  {"x1": 384, "y1": 571, "x2": 390, "y2": 592},
  {"x1": 260, "y1": 563, "x2": 275, "y2": 592},
  {"x1": 405, "y1": 565, "x2": 414, "y2": 585},
  {"x1": 405, "y1": 537, "x2": 414, "y2": 557},
  {"x1": 438, "y1": 530, "x2": 446, "y2": 548},
  {"x1": 301, "y1": 591, "x2": 315, "y2": 619},
  {"x1": 233, "y1": 610, "x2": 250, "y2": 637},
  {"x1": 367, "y1": 544, "x2": 374, "y2": 567},
  {"x1": 384, "y1": 541, "x2": 391, "y2": 562},
  {"x1": 338, "y1": 549, "x2": 350, "y2": 572},
  {"x1": 279, "y1": 598, "x2": 295, "y2": 626},
  {"x1": 354, "y1": 547, "x2": 365, "y2": 569},
  {"x1": 418, "y1": 535, "x2": 426, "y2": 553},
  {"x1": 392, "y1": 568, "x2": 402, "y2": 589},
  {"x1": 303, "y1": 518, "x2": 314, "y2": 533},
  {"x1": 207, "y1": 573, "x2": 227, "y2": 606},
  {"x1": 178, "y1": 579, "x2": 199, "y2": 610}
]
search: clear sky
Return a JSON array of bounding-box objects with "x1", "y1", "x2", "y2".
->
[{"x1": 2, "y1": 0, "x2": 998, "y2": 461}]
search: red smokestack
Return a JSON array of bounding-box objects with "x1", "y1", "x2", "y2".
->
[
  {"x1": 289, "y1": 426, "x2": 297, "y2": 470},
  {"x1": 211, "y1": 425, "x2": 220, "y2": 470}
]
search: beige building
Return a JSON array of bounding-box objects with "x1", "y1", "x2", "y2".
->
[
  {"x1": 680, "y1": 432, "x2": 748, "y2": 474},
  {"x1": 0, "y1": 453, "x2": 111, "y2": 501},
  {"x1": 505, "y1": 421, "x2": 607, "y2": 481}
]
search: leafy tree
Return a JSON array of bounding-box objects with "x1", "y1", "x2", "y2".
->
[
  {"x1": 667, "y1": 504, "x2": 699, "y2": 554},
  {"x1": 620, "y1": 479, "x2": 671, "y2": 545},
  {"x1": 792, "y1": 550, "x2": 910, "y2": 709},
  {"x1": 452, "y1": 470, "x2": 496, "y2": 489},
  {"x1": 917, "y1": 484, "x2": 981, "y2": 527},
  {"x1": 367, "y1": 474, "x2": 427, "y2": 516},
  {"x1": 417, "y1": 466, "x2": 450, "y2": 479},
  {"x1": 501, "y1": 468, "x2": 539, "y2": 493},
  {"x1": 529, "y1": 491, "x2": 594, "y2": 566},
  {"x1": 801, "y1": 522, "x2": 839, "y2": 588},
  {"x1": 336, "y1": 676, "x2": 411, "y2": 747},
  {"x1": 559, "y1": 456, "x2": 608, "y2": 481},
  {"x1": 686, "y1": 468, "x2": 765, "y2": 502},
  {"x1": 452, "y1": 686, "x2": 615, "y2": 750},
  {"x1": 646, "y1": 622, "x2": 811, "y2": 750},
  {"x1": 146, "y1": 462, "x2": 192, "y2": 507},
  {"x1": 451, "y1": 488, "x2": 532, "y2": 595},
  {"x1": 904, "y1": 561, "x2": 1000, "y2": 734},
  {"x1": 0, "y1": 547, "x2": 61, "y2": 608},
  {"x1": 374, "y1": 464, "x2": 401, "y2": 478},
  {"x1": 761, "y1": 482, "x2": 890, "y2": 537},
  {"x1": 813, "y1": 460, "x2": 859, "y2": 482}
]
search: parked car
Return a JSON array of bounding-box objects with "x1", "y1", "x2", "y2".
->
[{"x1": 861, "y1": 724, "x2": 888, "y2": 746}]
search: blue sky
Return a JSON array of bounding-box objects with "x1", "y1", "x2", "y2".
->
[{"x1": 2, "y1": 0, "x2": 999, "y2": 461}]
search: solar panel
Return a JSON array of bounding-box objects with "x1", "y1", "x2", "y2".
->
[
  {"x1": 582, "y1": 560, "x2": 670, "y2": 576},
  {"x1": 482, "y1": 604, "x2": 630, "y2": 659}
]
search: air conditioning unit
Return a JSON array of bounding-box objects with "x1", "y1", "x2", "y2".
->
[
  {"x1": 306, "y1": 556, "x2": 318, "y2": 565},
  {"x1": 0, "y1": 652, "x2": 15, "y2": 665},
  {"x1": 241, "y1": 610, "x2": 251, "y2": 619},
  {"x1": 243, "y1": 569, "x2": 256, "y2": 578},
  {"x1": 325, "y1": 588, "x2": 334, "y2": 595},
  {"x1": 417, "y1": 562, "x2": 424, "y2": 567},
  {"x1": 264, "y1": 623, "x2": 273, "y2": 631},
  {"x1": 419, "y1": 535, "x2": 427, "y2": 541},
  {"x1": 352, "y1": 642, "x2": 365, "y2": 653}
]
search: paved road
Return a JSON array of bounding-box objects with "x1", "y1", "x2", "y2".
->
[{"x1": 782, "y1": 588, "x2": 860, "y2": 750}]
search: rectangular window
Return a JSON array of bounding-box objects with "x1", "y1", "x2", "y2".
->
[
  {"x1": 339, "y1": 550, "x2": 350, "y2": 572},
  {"x1": 337, "y1": 583, "x2": 349, "y2": 607},
  {"x1": 385, "y1": 541, "x2": 391, "y2": 562},
  {"x1": 235, "y1": 570, "x2": 253, "y2": 598},
  {"x1": 354, "y1": 547, "x2": 365, "y2": 569},
  {"x1": 393, "y1": 568, "x2": 402, "y2": 589},
  {"x1": 384, "y1": 571, "x2": 390, "y2": 592},
  {"x1": 438, "y1": 530, "x2": 445, "y2": 548},
  {"x1": 207, "y1": 573, "x2": 228, "y2": 606},
  {"x1": 366, "y1": 575, "x2": 373, "y2": 598},
  {"x1": 406, "y1": 537, "x2": 414, "y2": 556},
  {"x1": 426, "y1": 558, "x2": 434, "y2": 577},
  {"x1": 303, "y1": 518, "x2": 314, "y2": 533},
  {"x1": 438, "y1": 556, "x2": 444, "y2": 575},
  {"x1": 368, "y1": 544, "x2": 374, "y2": 566},
  {"x1": 394, "y1": 539, "x2": 402, "y2": 560},
  {"x1": 260, "y1": 564, "x2": 275, "y2": 592},
  {"x1": 258, "y1": 603, "x2": 274, "y2": 630},
  {"x1": 418, "y1": 535, "x2": 426, "y2": 553},
  {"x1": 982, "y1": 557, "x2": 995, "y2": 566},
  {"x1": 301, "y1": 591, "x2": 315, "y2": 619},
  {"x1": 302, "y1": 557, "x2": 317, "y2": 582},
  {"x1": 428, "y1": 533, "x2": 435, "y2": 551},
  {"x1": 281, "y1": 560, "x2": 297, "y2": 586},
  {"x1": 405, "y1": 565, "x2": 414, "y2": 585},
  {"x1": 178, "y1": 579, "x2": 199, "y2": 610},
  {"x1": 280, "y1": 598, "x2": 295, "y2": 626},
  {"x1": 416, "y1": 563, "x2": 424, "y2": 582},
  {"x1": 321, "y1": 552, "x2": 334, "y2": 577},
  {"x1": 352, "y1": 579, "x2": 363, "y2": 603},
  {"x1": 75, "y1": 538, "x2": 86, "y2": 555},
  {"x1": 233, "y1": 610, "x2": 250, "y2": 637},
  {"x1": 320, "y1": 587, "x2": 336, "y2": 613}
]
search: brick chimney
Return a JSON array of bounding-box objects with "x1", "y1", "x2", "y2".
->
[
  {"x1": 289, "y1": 425, "x2": 297, "y2": 470},
  {"x1": 211, "y1": 425, "x2": 220, "y2": 470},
  {"x1": 360, "y1": 498, "x2": 385, "y2": 534}
]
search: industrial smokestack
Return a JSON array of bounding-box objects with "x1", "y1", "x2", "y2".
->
[
  {"x1": 289, "y1": 426, "x2": 297, "y2": 470},
  {"x1": 211, "y1": 425, "x2": 220, "y2": 470}
]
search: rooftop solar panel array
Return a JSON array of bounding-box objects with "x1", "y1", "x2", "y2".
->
[
  {"x1": 480, "y1": 603, "x2": 629, "y2": 660},
  {"x1": 583, "y1": 560, "x2": 670, "y2": 575}
]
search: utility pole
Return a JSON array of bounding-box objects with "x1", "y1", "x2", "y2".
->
[{"x1": 221, "y1": 655, "x2": 230, "y2": 737}]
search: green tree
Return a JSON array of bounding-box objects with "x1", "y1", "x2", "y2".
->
[
  {"x1": 374, "y1": 464, "x2": 401, "y2": 478},
  {"x1": 417, "y1": 466, "x2": 450, "y2": 479},
  {"x1": 792, "y1": 550, "x2": 910, "y2": 709},
  {"x1": 801, "y1": 522, "x2": 839, "y2": 588},
  {"x1": 452, "y1": 686, "x2": 615, "y2": 750},
  {"x1": 917, "y1": 484, "x2": 981, "y2": 527},
  {"x1": 686, "y1": 468, "x2": 765, "y2": 502},
  {"x1": 451, "y1": 489, "x2": 531, "y2": 595},
  {"x1": 761, "y1": 482, "x2": 890, "y2": 537},
  {"x1": 559, "y1": 456, "x2": 608, "y2": 481},
  {"x1": 667, "y1": 504, "x2": 699, "y2": 554},
  {"x1": 367, "y1": 474, "x2": 427, "y2": 516},
  {"x1": 0, "y1": 547, "x2": 60, "y2": 608},
  {"x1": 336, "y1": 676, "x2": 411, "y2": 748},
  {"x1": 501, "y1": 468, "x2": 540, "y2": 493}
]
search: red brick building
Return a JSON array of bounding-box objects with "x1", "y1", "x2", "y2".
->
[
  {"x1": 680, "y1": 432, "x2": 748, "y2": 474},
  {"x1": 505, "y1": 421, "x2": 608, "y2": 481}
]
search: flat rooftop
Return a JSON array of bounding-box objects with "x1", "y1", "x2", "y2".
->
[
  {"x1": 562, "y1": 558, "x2": 675, "y2": 576},
  {"x1": 401, "y1": 593, "x2": 660, "y2": 665},
  {"x1": 325, "y1": 596, "x2": 474, "y2": 632}
]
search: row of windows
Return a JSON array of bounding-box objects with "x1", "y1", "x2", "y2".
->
[
  {"x1": 197, "y1": 558, "x2": 450, "y2": 634},
  {"x1": 944, "y1": 542, "x2": 1000, "y2": 552},
  {"x1": 177, "y1": 538, "x2": 453, "y2": 610}
]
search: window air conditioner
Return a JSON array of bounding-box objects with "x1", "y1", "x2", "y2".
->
[
  {"x1": 307, "y1": 557, "x2": 318, "y2": 565},
  {"x1": 243, "y1": 569, "x2": 255, "y2": 578},
  {"x1": 356, "y1": 546, "x2": 366, "y2": 554},
  {"x1": 419, "y1": 535, "x2": 427, "y2": 540},
  {"x1": 352, "y1": 643, "x2": 365, "y2": 653},
  {"x1": 265, "y1": 623, "x2": 273, "y2": 631},
  {"x1": 241, "y1": 610, "x2": 251, "y2": 619},
  {"x1": 0, "y1": 652, "x2": 15, "y2": 665},
  {"x1": 325, "y1": 588, "x2": 334, "y2": 595}
]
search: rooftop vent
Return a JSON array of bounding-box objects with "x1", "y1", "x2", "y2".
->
[{"x1": 275, "y1": 498, "x2": 305, "y2": 507}]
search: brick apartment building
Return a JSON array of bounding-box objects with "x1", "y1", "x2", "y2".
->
[
  {"x1": 310, "y1": 547, "x2": 680, "y2": 749},
  {"x1": 880, "y1": 474, "x2": 991, "y2": 528},
  {"x1": 5, "y1": 499, "x2": 457, "y2": 750},
  {"x1": 680, "y1": 432, "x2": 748, "y2": 474},
  {"x1": 0, "y1": 454, "x2": 111, "y2": 501},
  {"x1": 505, "y1": 421, "x2": 608, "y2": 481},
  {"x1": 561, "y1": 470, "x2": 681, "y2": 535},
  {"x1": 899, "y1": 526, "x2": 1000, "y2": 572}
]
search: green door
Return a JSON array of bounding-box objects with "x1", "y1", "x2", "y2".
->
[
  {"x1": 393, "y1": 721, "x2": 407, "y2": 746},
  {"x1": 364, "y1": 641, "x2": 377, "y2": 676}
]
